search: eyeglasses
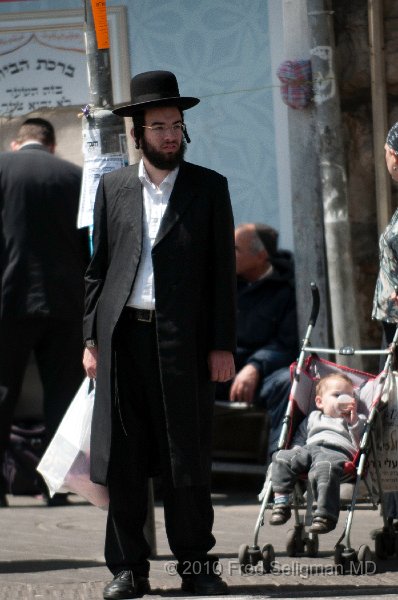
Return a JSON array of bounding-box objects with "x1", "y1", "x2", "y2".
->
[{"x1": 141, "y1": 123, "x2": 186, "y2": 135}]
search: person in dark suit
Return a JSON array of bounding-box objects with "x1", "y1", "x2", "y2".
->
[
  {"x1": 216, "y1": 223, "x2": 298, "y2": 457},
  {"x1": 0, "y1": 117, "x2": 89, "y2": 506},
  {"x1": 82, "y1": 71, "x2": 236, "y2": 599}
]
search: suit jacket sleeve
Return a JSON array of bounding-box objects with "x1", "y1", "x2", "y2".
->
[
  {"x1": 83, "y1": 176, "x2": 109, "y2": 341},
  {"x1": 208, "y1": 175, "x2": 236, "y2": 351}
]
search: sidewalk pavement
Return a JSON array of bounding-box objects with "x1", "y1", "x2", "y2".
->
[{"x1": 0, "y1": 476, "x2": 397, "y2": 600}]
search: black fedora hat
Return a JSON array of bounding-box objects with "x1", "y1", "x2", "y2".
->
[{"x1": 113, "y1": 70, "x2": 200, "y2": 117}]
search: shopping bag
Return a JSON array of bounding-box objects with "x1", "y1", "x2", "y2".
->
[{"x1": 37, "y1": 377, "x2": 109, "y2": 508}]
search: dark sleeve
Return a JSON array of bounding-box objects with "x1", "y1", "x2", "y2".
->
[
  {"x1": 246, "y1": 304, "x2": 298, "y2": 376},
  {"x1": 83, "y1": 176, "x2": 109, "y2": 341},
  {"x1": 208, "y1": 175, "x2": 236, "y2": 352},
  {"x1": 0, "y1": 189, "x2": 3, "y2": 315}
]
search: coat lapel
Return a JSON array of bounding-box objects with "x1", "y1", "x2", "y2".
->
[
  {"x1": 120, "y1": 164, "x2": 143, "y2": 233},
  {"x1": 154, "y1": 163, "x2": 194, "y2": 247}
]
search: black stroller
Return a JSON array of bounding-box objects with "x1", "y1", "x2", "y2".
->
[{"x1": 238, "y1": 283, "x2": 398, "y2": 574}]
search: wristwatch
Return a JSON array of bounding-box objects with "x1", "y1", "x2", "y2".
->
[{"x1": 85, "y1": 339, "x2": 97, "y2": 349}]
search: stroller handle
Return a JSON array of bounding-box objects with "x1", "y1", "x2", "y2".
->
[{"x1": 309, "y1": 282, "x2": 320, "y2": 327}]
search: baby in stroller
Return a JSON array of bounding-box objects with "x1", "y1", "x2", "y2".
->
[{"x1": 269, "y1": 372, "x2": 367, "y2": 534}]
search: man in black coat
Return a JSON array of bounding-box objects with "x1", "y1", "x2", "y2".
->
[
  {"x1": 218, "y1": 223, "x2": 298, "y2": 455},
  {"x1": 82, "y1": 71, "x2": 236, "y2": 598},
  {"x1": 0, "y1": 118, "x2": 89, "y2": 505}
]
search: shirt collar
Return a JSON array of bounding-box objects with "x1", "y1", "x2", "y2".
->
[{"x1": 138, "y1": 159, "x2": 179, "y2": 190}]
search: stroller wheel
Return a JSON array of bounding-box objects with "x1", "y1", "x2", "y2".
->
[
  {"x1": 334, "y1": 543, "x2": 345, "y2": 569},
  {"x1": 357, "y1": 545, "x2": 374, "y2": 575},
  {"x1": 305, "y1": 534, "x2": 319, "y2": 557},
  {"x1": 238, "y1": 543, "x2": 250, "y2": 572},
  {"x1": 261, "y1": 544, "x2": 275, "y2": 573},
  {"x1": 374, "y1": 530, "x2": 392, "y2": 559},
  {"x1": 286, "y1": 526, "x2": 304, "y2": 556},
  {"x1": 339, "y1": 548, "x2": 358, "y2": 575}
]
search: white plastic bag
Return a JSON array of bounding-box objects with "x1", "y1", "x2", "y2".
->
[{"x1": 37, "y1": 377, "x2": 109, "y2": 508}]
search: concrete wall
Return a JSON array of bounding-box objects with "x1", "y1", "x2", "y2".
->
[{"x1": 0, "y1": 0, "x2": 286, "y2": 243}]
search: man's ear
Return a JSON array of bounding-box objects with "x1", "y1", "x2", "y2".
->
[{"x1": 10, "y1": 140, "x2": 20, "y2": 152}]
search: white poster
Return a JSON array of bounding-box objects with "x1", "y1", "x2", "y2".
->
[
  {"x1": 0, "y1": 30, "x2": 88, "y2": 116},
  {"x1": 78, "y1": 155, "x2": 125, "y2": 229},
  {"x1": 0, "y1": 7, "x2": 130, "y2": 117},
  {"x1": 369, "y1": 372, "x2": 398, "y2": 492}
]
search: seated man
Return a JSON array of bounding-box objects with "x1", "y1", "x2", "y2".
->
[
  {"x1": 217, "y1": 223, "x2": 298, "y2": 456},
  {"x1": 270, "y1": 373, "x2": 366, "y2": 533}
]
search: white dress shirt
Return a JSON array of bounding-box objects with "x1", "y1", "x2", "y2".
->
[{"x1": 126, "y1": 160, "x2": 179, "y2": 310}]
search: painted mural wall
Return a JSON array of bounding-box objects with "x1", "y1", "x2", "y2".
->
[{"x1": 0, "y1": 0, "x2": 282, "y2": 240}]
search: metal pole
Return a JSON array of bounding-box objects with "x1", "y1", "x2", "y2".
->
[
  {"x1": 83, "y1": 0, "x2": 113, "y2": 108},
  {"x1": 82, "y1": 0, "x2": 125, "y2": 156},
  {"x1": 307, "y1": 0, "x2": 363, "y2": 368}
]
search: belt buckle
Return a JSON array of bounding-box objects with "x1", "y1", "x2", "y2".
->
[{"x1": 137, "y1": 309, "x2": 152, "y2": 322}]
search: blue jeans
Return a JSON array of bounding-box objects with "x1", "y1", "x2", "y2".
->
[{"x1": 254, "y1": 367, "x2": 291, "y2": 455}]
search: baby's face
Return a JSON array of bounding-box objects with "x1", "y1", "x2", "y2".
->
[{"x1": 315, "y1": 378, "x2": 355, "y2": 418}]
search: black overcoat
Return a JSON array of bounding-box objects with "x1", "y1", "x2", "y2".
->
[
  {"x1": 83, "y1": 161, "x2": 236, "y2": 487},
  {"x1": 0, "y1": 144, "x2": 88, "y2": 319}
]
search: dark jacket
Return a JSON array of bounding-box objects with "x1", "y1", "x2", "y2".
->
[
  {"x1": 0, "y1": 144, "x2": 89, "y2": 320},
  {"x1": 236, "y1": 250, "x2": 298, "y2": 377},
  {"x1": 83, "y1": 161, "x2": 236, "y2": 487}
]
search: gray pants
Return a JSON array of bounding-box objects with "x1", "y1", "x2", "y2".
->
[{"x1": 272, "y1": 444, "x2": 348, "y2": 522}]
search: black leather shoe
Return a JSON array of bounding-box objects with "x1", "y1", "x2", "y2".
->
[
  {"x1": 181, "y1": 573, "x2": 229, "y2": 596},
  {"x1": 103, "y1": 570, "x2": 150, "y2": 599},
  {"x1": 0, "y1": 493, "x2": 8, "y2": 508},
  {"x1": 46, "y1": 493, "x2": 70, "y2": 507}
]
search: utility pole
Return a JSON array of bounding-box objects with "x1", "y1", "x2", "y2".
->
[
  {"x1": 79, "y1": 0, "x2": 156, "y2": 554},
  {"x1": 368, "y1": 0, "x2": 391, "y2": 236},
  {"x1": 78, "y1": 0, "x2": 127, "y2": 232},
  {"x1": 282, "y1": 0, "x2": 330, "y2": 350},
  {"x1": 307, "y1": 0, "x2": 363, "y2": 367}
]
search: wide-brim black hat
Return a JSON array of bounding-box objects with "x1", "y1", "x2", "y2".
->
[{"x1": 113, "y1": 70, "x2": 200, "y2": 117}]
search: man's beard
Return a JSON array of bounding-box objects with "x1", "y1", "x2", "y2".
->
[{"x1": 141, "y1": 136, "x2": 186, "y2": 170}]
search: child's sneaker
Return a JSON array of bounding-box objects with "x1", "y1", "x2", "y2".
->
[
  {"x1": 269, "y1": 504, "x2": 291, "y2": 525},
  {"x1": 309, "y1": 516, "x2": 336, "y2": 534}
]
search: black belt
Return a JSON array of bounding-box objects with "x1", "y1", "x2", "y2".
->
[{"x1": 125, "y1": 307, "x2": 155, "y2": 323}]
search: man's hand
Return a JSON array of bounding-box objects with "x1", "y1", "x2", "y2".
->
[
  {"x1": 208, "y1": 350, "x2": 235, "y2": 382},
  {"x1": 83, "y1": 347, "x2": 98, "y2": 379},
  {"x1": 229, "y1": 364, "x2": 260, "y2": 404}
]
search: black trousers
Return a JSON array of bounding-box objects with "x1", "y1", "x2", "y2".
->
[
  {"x1": 0, "y1": 316, "x2": 84, "y2": 484},
  {"x1": 105, "y1": 310, "x2": 216, "y2": 577}
]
